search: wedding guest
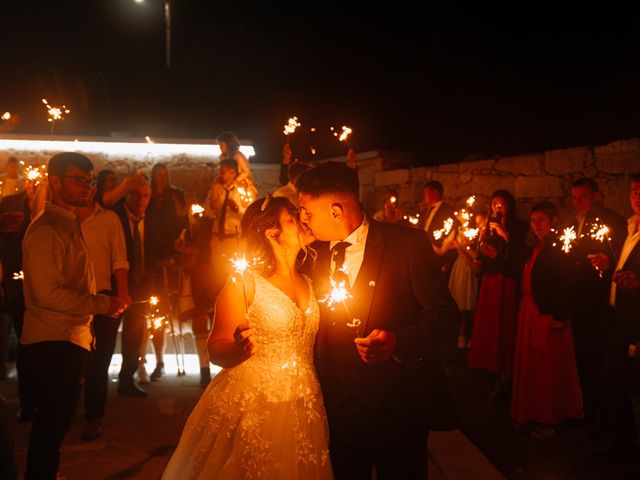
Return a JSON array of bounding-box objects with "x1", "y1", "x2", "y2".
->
[
  {"x1": 511, "y1": 202, "x2": 582, "y2": 438},
  {"x1": 566, "y1": 177, "x2": 627, "y2": 433},
  {"x1": 601, "y1": 174, "x2": 640, "y2": 462},
  {"x1": 95, "y1": 169, "x2": 117, "y2": 207},
  {"x1": 0, "y1": 156, "x2": 24, "y2": 198},
  {"x1": 467, "y1": 189, "x2": 528, "y2": 401},
  {"x1": 114, "y1": 177, "x2": 154, "y2": 397},
  {"x1": 420, "y1": 180, "x2": 458, "y2": 276},
  {"x1": 217, "y1": 131, "x2": 253, "y2": 184},
  {"x1": 206, "y1": 159, "x2": 256, "y2": 301},
  {"x1": 20, "y1": 152, "x2": 125, "y2": 478},
  {"x1": 447, "y1": 211, "x2": 487, "y2": 348},
  {"x1": 298, "y1": 162, "x2": 460, "y2": 479},
  {"x1": 77, "y1": 185, "x2": 130, "y2": 441},
  {"x1": 142, "y1": 163, "x2": 189, "y2": 381},
  {"x1": 99, "y1": 171, "x2": 148, "y2": 209},
  {"x1": 273, "y1": 160, "x2": 313, "y2": 208},
  {"x1": 373, "y1": 191, "x2": 404, "y2": 224}
]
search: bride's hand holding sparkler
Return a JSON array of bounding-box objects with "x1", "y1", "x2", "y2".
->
[
  {"x1": 354, "y1": 329, "x2": 397, "y2": 364},
  {"x1": 233, "y1": 321, "x2": 256, "y2": 356}
]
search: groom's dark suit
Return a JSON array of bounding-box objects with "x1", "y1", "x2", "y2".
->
[{"x1": 310, "y1": 219, "x2": 460, "y2": 477}]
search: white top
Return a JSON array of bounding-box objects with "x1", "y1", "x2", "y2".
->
[
  {"x1": 21, "y1": 202, "x2": 111, "y2": 351},
  {"x1": 81, "y1": 203, "x2": 129, "y2": 293},
  {"x1": 329, "y1": 217, "x2": 369, "y2": 287},
  {"x1": 610, "y1": 215, "x2": 640, "y2": 307}
]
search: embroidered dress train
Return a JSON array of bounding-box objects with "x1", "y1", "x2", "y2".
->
[{"x1": 162, "y1": 273, "x2": 333, "y2": 479}]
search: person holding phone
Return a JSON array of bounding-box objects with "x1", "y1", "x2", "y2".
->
[{"x1": 468, "y1": 189, "x2": 528, "y2": 402}]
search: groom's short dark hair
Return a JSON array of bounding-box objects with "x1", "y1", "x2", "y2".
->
[{"x1": 296, "y1": 161, "x2": 359, "y2": 200}]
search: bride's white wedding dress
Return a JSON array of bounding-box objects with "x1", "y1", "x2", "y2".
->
[{"x1": 162, "y1": 273, "x2": 333, "y2": 479}]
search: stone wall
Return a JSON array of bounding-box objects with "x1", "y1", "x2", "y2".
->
[
  {"x1": 1, "y1": 137, "x2": 638, "y2": 222},
  {"x1": 371, "y1": 138, "x2": 640, "y2": 222}
]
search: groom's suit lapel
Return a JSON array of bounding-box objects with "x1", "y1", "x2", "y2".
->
[{"x1": 351, "y1": 219, "x2": 386, "y2": 335}]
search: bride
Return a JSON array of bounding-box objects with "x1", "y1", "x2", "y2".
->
[{"x1": 162, "y1": 195, "x2": 333, "y2": 479}]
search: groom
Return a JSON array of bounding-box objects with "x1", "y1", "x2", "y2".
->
[{"x1": 298, "y1": 162, "x2": 460, "y2": 479}]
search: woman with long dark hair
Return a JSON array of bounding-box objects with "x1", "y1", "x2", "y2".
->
[{"x1": 467, "y1": 189, "x2": 528, "y2": 401}]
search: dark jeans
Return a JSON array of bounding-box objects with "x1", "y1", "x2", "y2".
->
[
  {"x1": 572, "y1": 308, "x2": 611, "y2": 425},
  {"x1": 602, "y1": 341, "x2": 640, "y2": 449},
  {"x1": 328, "y1": 398, "x2": 429, "y2": 480},
  {"x1": 84, "y1": 313, "x2": 121, "y2": 420},
  {"x1": 21, "y1": 341, "x2": 88, "y2": 479},
  {"x1": 118, "y1": 303, "x2": 146, "y2": 384}
]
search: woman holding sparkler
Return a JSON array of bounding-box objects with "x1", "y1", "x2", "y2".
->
[
  {"x1": 467, "y1": 189, "x2": 528, "y2": 402},
  {"x1": 162, "y1": 195, "x2": 333, "y2": 479},
  {"x1": 511, "y1": 202, "x2": 582, "y2": 439}
]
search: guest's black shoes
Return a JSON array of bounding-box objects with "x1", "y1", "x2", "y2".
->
[{"x1": 117, "y1": 381, "x2": 147, "y2": 397}]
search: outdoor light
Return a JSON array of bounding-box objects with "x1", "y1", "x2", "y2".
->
[{"x1": 0, "y1": 135, "x2": 255, "y2": 160}]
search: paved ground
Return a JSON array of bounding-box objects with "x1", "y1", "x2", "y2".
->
[
  {"x1": 0, "y1": 346, "x2": 638, "y2": 479},
  {"x1": 446, "y1": 349, "x2": 640, "y2": 480}
]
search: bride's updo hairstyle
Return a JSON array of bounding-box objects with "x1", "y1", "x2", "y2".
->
[{"x1": 241, "y1": 195, "x2": 299, "y2": 276}]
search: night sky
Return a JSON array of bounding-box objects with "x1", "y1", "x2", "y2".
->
[{"x1": 2, "y1": 3, "x2": 640, "y2": 166}]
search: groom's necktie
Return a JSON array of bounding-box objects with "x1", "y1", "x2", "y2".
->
[{"x1": 331, "y1": 241, "x2": 352, "y2": 284}]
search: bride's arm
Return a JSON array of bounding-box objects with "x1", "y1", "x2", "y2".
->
[{"x1": 207, "y1": 273, "x2": 256, "y2": 368}]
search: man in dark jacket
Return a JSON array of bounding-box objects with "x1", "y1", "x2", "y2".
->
[{"x1": 298, "y1": 162, "x2": 460, "y2": 479}]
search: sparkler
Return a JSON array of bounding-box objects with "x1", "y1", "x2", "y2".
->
[
  {"x1": 557, "y1": 226, "x2": 577, "y2": 254},
  {"x1": 190, "y1": 203, "x2": 205, "y2": 218},
  {"x1": 42, "y1": 98, "x2": 70, "y2": 134},
  {"x1": 318, "y1": 266, "x2": 362, "y2": 337},
  {"x1": 12, "y1": 271, "x2": 23, "y2": 280},
  {"x1": 24, "y1": 164, "x2": 47, "y2": 187},
  {"x1": 433, "y1": 218, "x2": 454, "y2": 241},
  {"x1": 587, "y1": 219, "x2": 618, "y2": 263},
  {"x1": 283, "y1": 116, "x2": 301, "y2": 144},
  {"x1": 466, "y1": 195, "x2": 476, "y2": 207},
  {"x1": 236, "y1": 186, "x2": 255, "y2": 205},
  {"x1": 403, "y1": 214, "x2": 420, "y2": 226},
  {"x1": 1, "y1": 112, "x2": 11, "y2": 121}
]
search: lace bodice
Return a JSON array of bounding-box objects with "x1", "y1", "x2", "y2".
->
[{"x1": 233, "y1": 273, "x2": 321, "y2": 402}]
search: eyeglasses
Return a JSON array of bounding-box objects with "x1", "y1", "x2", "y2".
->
[{"x1": 62, "y1": 175, "x2": 97, "y2": 189}]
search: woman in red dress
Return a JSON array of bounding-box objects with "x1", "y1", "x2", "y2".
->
[
  {"x1": 468, "y1": 190, "x2": 528, "y2": 401},
  {"x1": 511, "y1": 201, "x2": 583, "y2": 438}
]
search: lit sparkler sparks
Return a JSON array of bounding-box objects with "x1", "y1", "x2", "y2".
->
[
  {"x1": 190, "y1": 203, "x2": 205, "y2": 218},
  {"x1": 12, "y1": 271, "x2": 23, "y2": 280},
  {"x1": 319, "y1": 276, "x2": 352, "y2": 310},
  {"x1": 24, "y1": 164, "x2": 47, "y2": 186},
  {"x1": 466, "y1": 195, "x2": 476, "y2": 207},
  {"x1": 236, "y1": 186, "x2": 255, "y2": 205},
  {"x1": 554, "y1": 226, "x2": 577, "y2": 253},
  {"x1": 463, "y1": 228, "x2": 480, "y2": 241},
  {"x1": 588, "y1": 219, "x2": 618, "y2": 263},
  {"x1": 42, "y1": 98, "x2": 70, "y2": 134},
  {"x1": 389, "y1": 195, "x2": 397, "y2": 204},
  {"x1": 283, "y1": 116, "x2": 301, "y2": 137},
  {"x1": 433, "y1": 218, "x2": 455, "y2": 240},
  {"x1": 403, "y1": 213, "x2": 420, "y2": 225},
  {"x1": 1, "y1": 112, "x2": 11, "y2": 121}
]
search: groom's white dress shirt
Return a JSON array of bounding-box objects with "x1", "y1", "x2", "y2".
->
[{"x1": 329, "y1": 217, "x2": 369, "y2": 287}]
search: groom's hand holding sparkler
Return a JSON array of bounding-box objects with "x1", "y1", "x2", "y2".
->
[{"x1": 354, "y1": 329, "x2": 398, "y2": 364}]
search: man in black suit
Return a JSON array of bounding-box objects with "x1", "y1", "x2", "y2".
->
[
  {"x1": 566, "y1": 177, "x2": 627, "y2": 431},
  {"x1": 114, "y1": 178, "x2": 153, "y2": 397},
  {"x1": 601, "y1": 174, "x2": 640, "y2": 463},
  {"x1": 419, "y1": 180, "x2": 458, "y2": 276},
  {"x1": 298, "y1": 162, "x2": 460, "y2": 479}
]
